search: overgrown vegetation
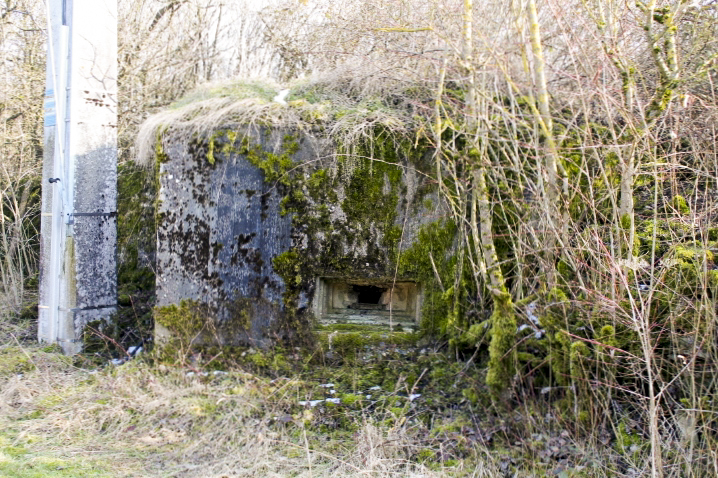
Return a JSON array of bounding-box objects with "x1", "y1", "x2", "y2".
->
[
  {"x1": 4, "y1": 0, "x2": 718, "y2": 475},
  {"x1": 0, "y1": 0, "x2": 43, "y2": 330},
  {"x1": 1, "y1": 343, "x2": 507, "y2": 477},
  {"x1": 136, "y1": 1, "x2": 718, "y2": 474}
]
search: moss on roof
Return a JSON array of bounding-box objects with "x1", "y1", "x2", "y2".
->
[{"x1": 135, "y1": 78, "x2": 429, "y2": 167}]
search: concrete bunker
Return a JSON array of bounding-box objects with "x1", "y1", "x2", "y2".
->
[
  {"x1": 314, "y1": 278, "x2": 421, "y2": 329},
  {"x1": 142, "y1": 87, "x2": 445, "y2": 348}
]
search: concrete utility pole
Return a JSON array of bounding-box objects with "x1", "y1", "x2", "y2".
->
[{"x1": 39, "y1": 0, "x2": 118, "y2": 354}]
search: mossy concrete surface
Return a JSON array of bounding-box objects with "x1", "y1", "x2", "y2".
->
[{"x1": 155, "y1": 124, "x2": 440, "y2": 348}]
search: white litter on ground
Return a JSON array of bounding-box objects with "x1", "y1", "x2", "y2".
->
[
  {"x1": 299, "y1": 400, "x2": 325, "y2": 407},
  {"x1": 273, "y1": 89, "x2": 290, "y2": 105}
]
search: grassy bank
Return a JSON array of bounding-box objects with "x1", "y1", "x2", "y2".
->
[
  {"x1": 0, "y1": 334, "x2": 683, "y2": 477},
  {"x1": 0, "y1": 341, "x2": 502, "y2": 477}
]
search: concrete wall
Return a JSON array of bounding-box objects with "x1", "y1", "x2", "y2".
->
[
  {"x1": 156, "y1": 128, "x2": 298, "y2": 345},
  {"x1": 155, "y1": 125, "x2": 438, "y2": 346}
]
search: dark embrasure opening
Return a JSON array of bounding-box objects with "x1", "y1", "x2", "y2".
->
[
  {"x1": 354, "y1": 285, "x2": 384, "y2": 305},
  {"x1": 315, "y1": 278, "x2": 420, "y2": 329}
]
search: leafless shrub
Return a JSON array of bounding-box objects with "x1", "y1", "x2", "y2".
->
[{"x1": 0, "y1": 1, "x2": 44, "y2": 321}]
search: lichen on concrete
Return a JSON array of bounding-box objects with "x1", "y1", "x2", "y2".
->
[{"x1": 151, "y1": 110, "x2": 439, "y2": 349}]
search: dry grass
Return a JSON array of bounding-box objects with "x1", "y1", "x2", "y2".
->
[
  {"x1": 2, "y1": 341, "x2": 686, "y2": 477},
  {"x1": 0, "y1": 343, "x2": 502, "y2": 477},
  {"x1": 134, "y1": 77, "x2": 420, "y2": 169}
]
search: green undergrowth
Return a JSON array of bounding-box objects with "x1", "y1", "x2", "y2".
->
[
  {"x1": 0, "y1": 433, "x2": 115, "y2": 478},
  {"x1": 3, "y1": 332, "x2": 704, "y2": 476},
  {"x1": 147, "y1": 310, "x2": 650, "y2": 472},
  {"x1": 1, "y1": 342, "x2": 501, "y2": 476},
  {"x1": 0, "y1": 344, "x2": 66, "y2": 377},
  {"x1": 0, "y1": 431, "x2": 115, "y2": 478},
  {"x1": 141, "y1": 334, "x2": 648, "y2": 476}
]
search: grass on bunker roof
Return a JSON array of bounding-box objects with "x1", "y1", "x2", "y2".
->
[{"x1": 134, "y1": 76, "x2": 424, "y2": 169}]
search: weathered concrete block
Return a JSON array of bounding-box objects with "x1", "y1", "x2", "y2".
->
[{"x1": 155, "y1": 124, "x2": 439, "y2": 347}]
